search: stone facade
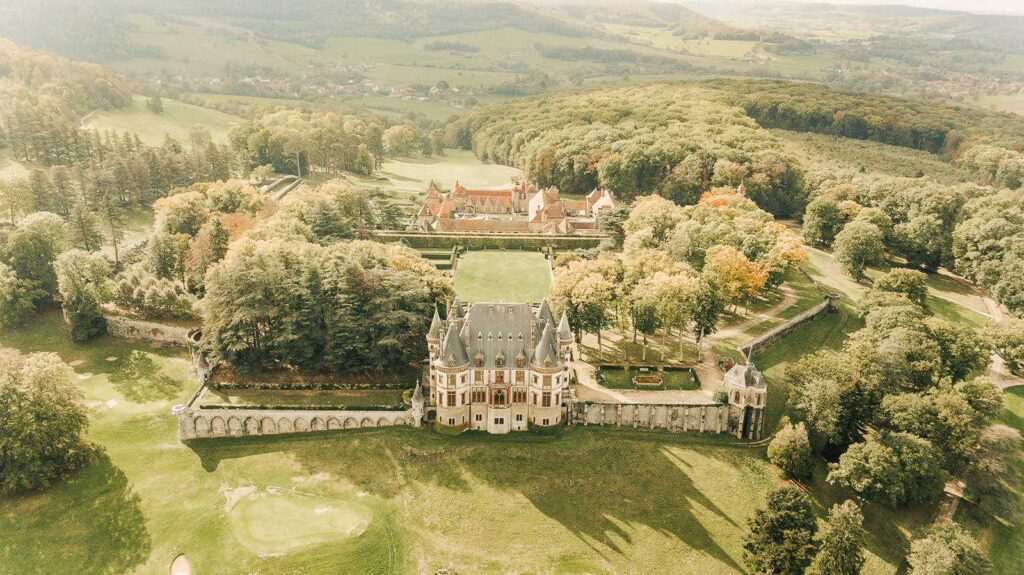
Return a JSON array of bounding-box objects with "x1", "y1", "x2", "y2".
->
[
  {"x1": 427, "y1": 299, "x2": 573, "y2": 434},
  {"x1": 568, "y1": 402, "x2": 730, "y2": 433},
  {"x1": 416, "y1": 180, "x2": 616, "y2": 235},
  {"x1": 176, "y1": 406, "x2": 421, "y2": 440},
  {"x1": 724, "y1": 363, "x2": 767, "y2": 440}
]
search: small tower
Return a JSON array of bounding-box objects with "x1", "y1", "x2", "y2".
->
[
  {"x1": 724, "y1": 362, "x2": 767, "y2": 440},
  {"x1": 410, "y1": 381, "x2": 425, "y2": 428},
  {"x1": 427, "y1": 306, "x2": 444, "y2": 360},
  {"x1": 557, "y1": 311, "x2": 573, "y2": 362}
]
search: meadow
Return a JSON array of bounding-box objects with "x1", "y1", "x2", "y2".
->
[{"x1": 82, "y1": 95, "x2": 242, "y2": 147}]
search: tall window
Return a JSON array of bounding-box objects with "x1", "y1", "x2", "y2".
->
[
  {"x1": 472, "y1": 389, "x2": 486, "y2": 403},
  {"x1": 543, "y1": 375, "x2": 551, "y2": 387},
  {"x1": 496, "y1": 371, "x2": 505, "y2": 385},
  {"x1": 447, "y1": 374, "x2": 455, "y2": 386},
  {"x1": 493, "y1": 389, "x2": 506, "y2": 406},
  {"x1": 513, "y1": 389, "x2": 526, "y2": 403},
  {"x1": 542, "y1": 392, "x2": 551, "y2": 407},
  {"x1": 474, "y1": 369, "x2": 483, "y2": 383},
  {"x1": 446, "y1": 391, "x2": 456, "y2": 407},
  {"x1": 515, "y1": 371, "x2": 525, "y2": 384}
]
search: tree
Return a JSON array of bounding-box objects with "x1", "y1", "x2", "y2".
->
[
  {"x1": 186, "y1": 217, "x2": 230, "y2": 291},
  {"x1": 786, "y1": 350, "x2": 872, "y2": 450},
  {"x1": 66, "y1": 202, "x2": 104, "y2": 251},
  {"x1": 743, "y1": 485, "x2": 818, "y2": 575},
  {"x1": 907, "y1": 521, "x2": 989, "y2": 575},
  {"x1": 691, "y1": 277, "x2": 723, "y2": 361},
  {"x1": 803, "y1": 196, "x2": 846, "y2": 247},
  {"x1": 925, "y1": 319, "x2": 992, "y2": 382},
  {"x1": 146, "y1": 93, "x2": 164, "y2": 114},
  {"x1": 598, "y1": 205, "x2": 630, "y2": 249},
  {"x1": 2, "y1": 213, "x2": 66, "y2": 304},
  {"x1": 382, "y1": 125, "x2": 418, "y2": 156},
  {"x1": 827, "y1": 430, "x2": 946, "y2": 506},
  {"x1": 833, "y1": 220, "x2": 885, "y2": 280},
  {"x1": 768, "y1": 419, "x2": 814, "y2": 480},
  {"x1": 704, "y1": 245, "x2": 768, "y2": 309},
  {"x1": 0, "y1": 179, "x2": 34, "y2": 225},
  {"x1": 873, "y1": 268, "x2": 928, "y2": 308},
  {"x1": 807, "y1": 501, "x2": 865, "y2": 575},
  {"x1": 992, "y1": 320, "x2": 1024, "y2": 374},
  {"x1": 0, "y1": 349, "x2": 93, "y2": 494},
  {"x1": 0, "y1": 262, "x2": 34, "y2": 327},
  {"x1": 55, "y1": 250, "x2": 111, "y2": 342}
]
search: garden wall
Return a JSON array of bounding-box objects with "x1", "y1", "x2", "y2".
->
[
  {"x1": 103, "y1": 313, "x2": 194, "y2": 348},
  {"x1": 567, "y1": 401, "x2": 730, "y2": 434},
  {"x1": 176, "y1": 405, "x2": 420, "y2": 440},
  {"x1": 739, "y1": 294, "x2": 839, "y2": 358}
]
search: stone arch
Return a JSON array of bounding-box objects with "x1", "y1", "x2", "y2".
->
[
  {"x1": 278, "y1": 418, "x2": 294, "y2": 434},
  {"x1": 360, "y1": 417, "x2": 374, "y2": 428},
  {"x1": 193, "y1": 416, "x2": 210, "y2": 437},
  {"x1": 377, "y1": 417, "x2": 391, "y2": 427},
  {"x1": 261, "y1": 417, "x2": 277, "y2": 434},
  {"x1": 327, "y1": 417, "x2": 342, "y2": 430},
  {"x1": 294, "y1": 417, "x2": 309, "y2": 432},
  {"x1": 244, "y1": 417, "x2": 259, "y2": 435},
  {"x1": 210, "y1": 417, "x2": 227, "y2": 436},
  {"x1": 227, "y1": 417, "x2": 243, "y2": 436},
  {"x1": 343, "y1": 417, "x2": 358, "y2": 429},
  {"x1": 310, "y1": 417, "x2": 325, "y2": 431}
]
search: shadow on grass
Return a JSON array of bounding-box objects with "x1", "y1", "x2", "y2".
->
[
  {"x1": 0, "y1": 451, "x2": 151, "y2": 575},
  {"x1": 189, "y1": 427, "x2": 749, "y2": 571}
]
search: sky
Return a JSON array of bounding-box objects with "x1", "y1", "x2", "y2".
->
[{"x1": 695, "y1": 0, "x2": 1024, "y2": 15}]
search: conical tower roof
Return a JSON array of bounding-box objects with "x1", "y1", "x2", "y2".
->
[
  {"x1": 537, "y1": 299, "x2": 555, "y2": 326},
  {"x1": 427, "y1": 306, "x2": 444, "y2": 341},
  {"x1": 533, "y1": 321, "x2": 557, "y2": 367},
  {"x1": 441, "y1": 322, "x2": 469, "y2": 367},
  {"x1": 557, "y1": 311, "x2": 572, "y2": 342}
]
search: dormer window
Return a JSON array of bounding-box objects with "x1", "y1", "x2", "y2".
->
[
  {"x1": 516, "y1": 355, "x2": 526, "y2": 368},
  {"x1": 495, "y1": 354, "x2": 505, "y2": 368},
  {"x1": 474, "y1": 354, "x2": 484, "y2": 368}
]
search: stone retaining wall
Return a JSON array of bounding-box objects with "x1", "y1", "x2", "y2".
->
[
  {"x1": 103, "y1": 314, "x2": 194, "y2": 348},
  {"x1": 568, "y1": 402, "x2": 730, "y2": 434},
  {"x1": 739, "y1": 294, "x2": 838, "y2": 358},
  {"x1": 177, "y1": 406, "x2": 419, "y2": 440}
]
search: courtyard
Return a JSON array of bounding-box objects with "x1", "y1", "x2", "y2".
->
[{"x1": 453, "y1": 249, "x2": 552, "y2": 303}]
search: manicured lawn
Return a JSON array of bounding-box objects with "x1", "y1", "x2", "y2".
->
[
  {"x1": 597, "y1": 366, "x2": 700, "y2": 391},
  {"x1": 454, "y1": 250, "x2": 551, "y2": 303},
  {"x1": 82, "y1": 95, "x2": 242, "y2": 147}
]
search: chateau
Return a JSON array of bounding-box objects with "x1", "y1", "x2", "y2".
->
[
  {"x1": 416, "y1": 180, "x2": 617, "y2": 234},
  {"x1": 426, "y1": 299, "x2": 573, "y2": 433}
]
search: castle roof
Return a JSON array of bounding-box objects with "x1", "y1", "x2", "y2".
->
[
  {"x1": 434, "y1": 300, "x2": 568, "y2": 370},
  {"x1": 441, "y1": 322, "x2": 469, "y2": 367},
  {"x1": 533, "y1": 320, "x2": 558, "y2": 367},
  {"x1": 557, "y1": 312, "x2": 573, "y2": 342},
  {"x1": 725, "y1": 362, "x2": 766, "y2": 389},
  {"x1": 537, "y1": 299, "x2": 555, "y2": 326},
  {"x1": 427, "y1": 306, "x2": 444, "y2": 341}
]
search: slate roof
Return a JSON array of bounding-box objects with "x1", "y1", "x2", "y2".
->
[{"x1": 437, "y1": 300, "x2": 566, "y2": 370}]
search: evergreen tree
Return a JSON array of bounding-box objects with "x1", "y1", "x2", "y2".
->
[
  {"x1": 66, "y1": 202, "x2": 104, "y2": 251},
  {"x1": 743, "y1": 485, "x2": 819, "y2": 575},
  {"x1": 807, "y1": 501, "x2": 866, "y2": 575}
]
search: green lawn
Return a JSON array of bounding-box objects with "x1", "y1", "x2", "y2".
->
[
  {"x1": 0, "y1": 306, "x2": 928, "y2": 574},
  {"x1": 959, "y1": 386, "x2": 1024, "y2": 574},
  {"x1": 82, "y1": 95, "x2": 242, "y2": 147},
  {"x1": 454, "y1": 250, "x2": 551, "y2": 303}
]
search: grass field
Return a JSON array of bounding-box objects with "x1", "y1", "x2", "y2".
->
[
  {"x1": 597, "y1": 367, "x2": 700, "y2": 391},
  {"x1": 82, "y1": 95, "x2": 242, "y2": 147},
  {"x1": 454, "y1": 250, "x2": 551, "y2": 303},
  {"x1": 973, "y1": 93, "x2": 1024, "y2": 116},
  {"x1": 0, "y1": 308, "x2": 933, "y2": 574}
]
